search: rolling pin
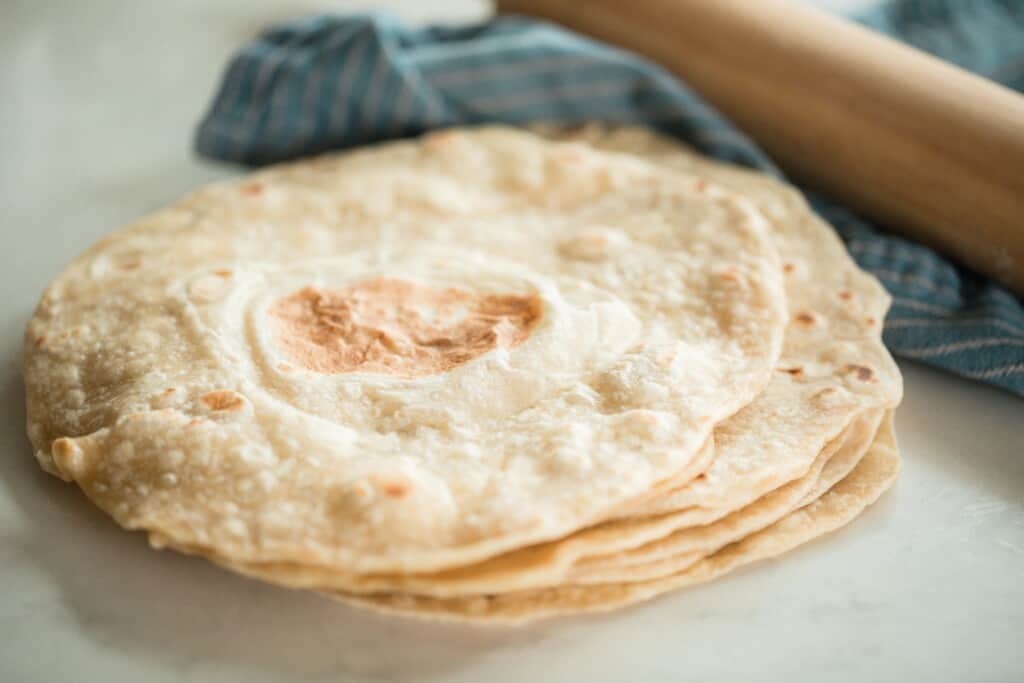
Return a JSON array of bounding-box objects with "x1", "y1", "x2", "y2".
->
[{"x1": 497, "y1": 0, "x2": 1024, "y2": 295}]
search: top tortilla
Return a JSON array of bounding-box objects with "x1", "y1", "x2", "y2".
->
[{"x1": 23, "y1": 127, "x2": 786, "y2": 574}]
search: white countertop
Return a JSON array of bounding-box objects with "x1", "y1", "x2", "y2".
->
[{"x1": 2, "y1": 1, "x2": 1021, "y2": 681}]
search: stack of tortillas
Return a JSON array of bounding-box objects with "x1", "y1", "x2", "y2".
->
[{"x1": 23, "y1": 125, "x2": 902, "y2": 624}]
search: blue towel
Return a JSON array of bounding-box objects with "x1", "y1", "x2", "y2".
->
[{"x1": 195, "y1": 0, "x2": 1024, "y2": 396}]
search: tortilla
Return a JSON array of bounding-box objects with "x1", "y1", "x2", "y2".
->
[{"x1": 23, "y1": 127, "x2": 786, "y2": 574}]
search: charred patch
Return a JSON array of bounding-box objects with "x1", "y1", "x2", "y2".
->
[{"x1": 841, "y1": 364, "x2": 876, "y2": 382}]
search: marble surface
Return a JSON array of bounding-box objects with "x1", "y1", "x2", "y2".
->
[{"x1": 1, "y1": 1, "x2": 1021, "y2": 681}]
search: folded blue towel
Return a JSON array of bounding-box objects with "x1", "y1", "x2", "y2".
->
[{"x1": 195, "y1": 0, "x2": 1024, "y2": 396}]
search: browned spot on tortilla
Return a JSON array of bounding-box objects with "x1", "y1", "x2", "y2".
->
[
  {"x1": 241, "y1": 182, "x2": 263, "y2": 196},
  {"x1": 201, "y1": 390, "x2": 246, "y2": 412},
  {"x1": 842, "y1": 364, "x2": 876, "y2": 382},
  {"x1": 117, "y1": 258, "x2": 141, "y2": 271},
  {"x1": 382, "y1": 482, "x2": 410, "y2": 499},
  {"x1": 52, "y1": 437, "x2": 79, "y2": 460},
  {"x1": 268, "y1": 278, "x2": 543, "y2": 377},
  {"x1": 33, "y1": 335, "x2": 47, "y2": 349},
  {"x1": 213, "y1": 268, "x2": 233, "y2": 277},
  {"x1": 695, "y1": 179, "x2": 708, "y2": 193},
  {"x1": 782, "y1": 262, "x2": 796, "y2": 274},
  {"x1": 865, "y1": 317, "x2": 877, "y2": 327},
  {"x1": 51, "y1": 437, "x2": 85, "y2": 480},
  {"x1": 794, "y1": 311, "x2": 817, "y2": 326},
  {"x1": 277, "y1": 363, "x2": 294, "y2": 373},
  {"x1": 188, "y1": 418, "x2": 205, "y2": 426},
  {"x1": 778, "y1": 366, "x2": 803, "y2": 376},
  {"x1": 839, "y1": 290, "x2": 853, "y2": 300},
  {"x1": 161, "y1": 388, "x2": 177, "y2": 396},
  {"x1": 719, "y1": 266, "x2": 741, "y2": 283}
]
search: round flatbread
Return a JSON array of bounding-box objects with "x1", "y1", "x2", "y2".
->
[{"x1": 23, "y1": 127, "x2": 786, "y2": 574}]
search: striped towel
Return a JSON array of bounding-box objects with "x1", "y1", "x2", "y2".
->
[{"x1": 195, "y1": 0, "x2": 1024, "y2": 396}]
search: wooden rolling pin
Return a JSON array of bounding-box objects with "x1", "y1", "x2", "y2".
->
[{"x1": 497, "y1": 0, "x2": 1024, "y2": 295}]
